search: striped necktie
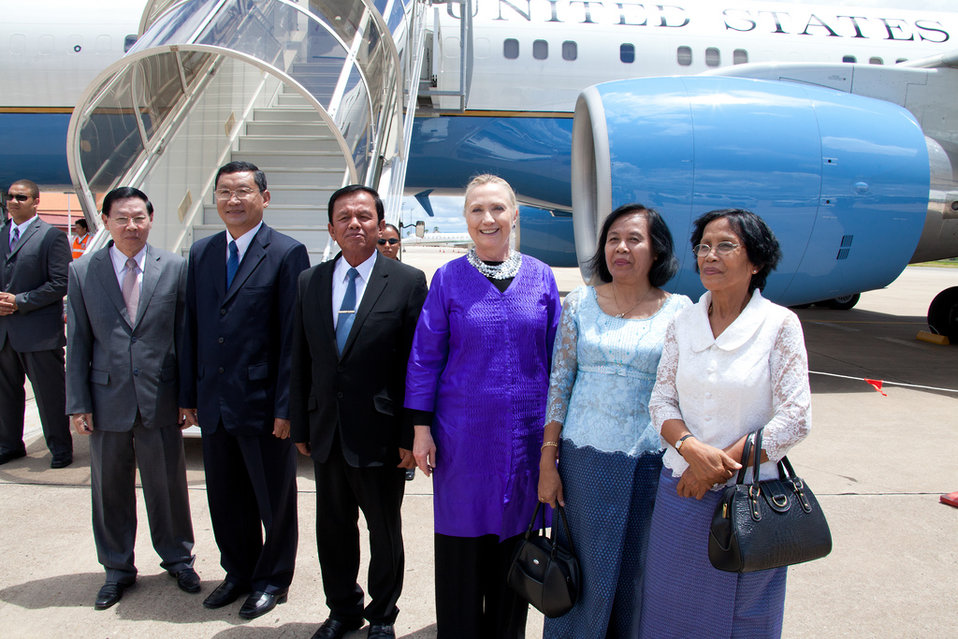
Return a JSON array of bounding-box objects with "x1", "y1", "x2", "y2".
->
[{"x1": 336, "y1": 268, "x2": 359, "y2": 354}]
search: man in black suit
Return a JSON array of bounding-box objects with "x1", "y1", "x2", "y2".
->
[
  {"x1": 0, "y1": 179, "x2": 73, "y2": 467},
  {"x1": 290, "y1": 185, "x2": 427, "y2": 639},
  {"x1": 179, "y1": 161, "x2": 309, "y2": 620}
]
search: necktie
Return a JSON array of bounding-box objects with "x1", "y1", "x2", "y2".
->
[
  {"x1": 336, "y1": 268, "x2": 359, "y2": 354},
  {"x1": 121, "y1": 257, "x2": 140, "y2": 321},
  {"x1": 9, "y1": 226, "x2": 19, "y2": 252},
  {"x1": 226, "y1": 240, "x2": 239, "y2": 288}
]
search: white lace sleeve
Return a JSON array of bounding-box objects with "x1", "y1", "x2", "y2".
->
[
  {"x1": 649, "y1": 318, "x2": 684, "y2": 433},
  {"x1": 762, "y1": 312, "x2": 812, "y2": 461},
  {"x1": 545, "y1": 287, "x2": 583, "y2": 425}
]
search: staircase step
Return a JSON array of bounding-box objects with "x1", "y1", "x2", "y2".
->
[
  {"x1": 234, "y1": 151, "x2": 348, "y2": 170},
  {"x1": 245, "y1": 121, "x2": 331, "y2": 136},
  {"x1": 239, "y1": 135, "x2": 339, "y2": 152},
  {"x1": 252, "y1": 108, "x2": 321, "y2": 123}
]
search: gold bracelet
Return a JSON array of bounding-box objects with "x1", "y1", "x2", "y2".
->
[{"x1": 541, "y1": 441, "x2": 559, "y2": 450}]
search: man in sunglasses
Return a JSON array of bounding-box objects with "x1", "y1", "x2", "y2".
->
[
  {"x1": 376, "y1": 224, "x2": 402, "y2": 261},
  {"x1": 0, "y1": 180, "x2": 73, "y2": 467}
]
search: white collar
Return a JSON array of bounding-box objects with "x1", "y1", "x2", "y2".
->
[{"x1": 688, "y1": 289, "x2": 770, "y2": 352}]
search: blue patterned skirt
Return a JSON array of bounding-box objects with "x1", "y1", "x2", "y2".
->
[
  {"x1": 543, "y1": 441, "x2": 663, "y2": 639},
  {"x1": 639, "y1": 469, "x2": 787, "y2": 639}
]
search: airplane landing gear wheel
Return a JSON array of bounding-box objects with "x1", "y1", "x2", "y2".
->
[
  {"x1": 928, "y1": 286, "x2": 958, "y2": 343},
  {"x1": 826, "y1": 293, "x2": 860, "y2": 310}
]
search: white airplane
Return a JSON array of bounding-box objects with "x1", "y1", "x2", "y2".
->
[{"x1": 1, "y1": 0, "x2": 956, "y2": 337}]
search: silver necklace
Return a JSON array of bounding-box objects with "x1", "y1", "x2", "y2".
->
[{"x1": 467, "y1": 248, "x2": 522, "y2": 279}]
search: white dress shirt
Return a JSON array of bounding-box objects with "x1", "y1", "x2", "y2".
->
[
  {"x1": 226, "y1": 220, "x2": 263, "y2": 264},
  {"x1": 9, "y1": 214, "x2": 38, "y2": 244},
  {"x1": 332, "y1": 250, "x2": 377, "y2": 329},
  {"x1": 109, "y1": 244, "x2": 147, "y2": 293},
  {"x1": 650, "y1": 289, "x2": 811, "y2": 483}
]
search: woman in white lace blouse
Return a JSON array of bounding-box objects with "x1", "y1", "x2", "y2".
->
[
  {"x1": 537, "y1": 204, "x2": 690, "y2": 638},
  {"x1": 639, "y1": 209, "x2": 811, "y2": 639}
]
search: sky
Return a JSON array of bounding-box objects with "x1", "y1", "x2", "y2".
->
[{"x1": 400, "y1": 0, "x2": 954, "y2": 233}]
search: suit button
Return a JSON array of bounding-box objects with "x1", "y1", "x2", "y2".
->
[
  {"x1": 336, "y1": 391, "x2": 343, "y2": 399},
  {"x1": 218, "y1": 367, "x2": 225, "y2": 374},
  {"x1": 220, "y1": 308, "x2": 226, "y2": 316},
  {"x1": 336, "y1": 366, "x2": 344, "y2": 373},
  {"x1": 133, "y1": 368, "x2": 139, "y2": 376},
  {"x1": 131, "y1": 336, "x2": 137, "y2": 343},
  {"x1": 218, "y1": 337, "x2": 224, "y2": 344}
]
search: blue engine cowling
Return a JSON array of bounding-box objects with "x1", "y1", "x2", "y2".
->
[{"x1": 572, "y1": 76, "x2": 930, "y2": 306}]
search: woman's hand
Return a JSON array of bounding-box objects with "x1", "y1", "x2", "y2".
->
[
  {"x1": 680, "y1": 438, "x2": 741, "y2": 487},
  {"x1": 413, "y1": 425, "x2": 437, "y2": 477},
  {"x1": 676, "y1": 472, "x2": 716, "y2": 500},
  {"x1": 538, "y1": 463, "x2": 564, "y2": 507}
]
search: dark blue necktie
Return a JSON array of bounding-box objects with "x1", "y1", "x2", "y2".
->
[
  {"x1": 336, "y1": 268, "x2": 359, "y2": 354},
  {"x1": 226, "y1": 240, "x2": 239, "y2": 288},
  {"x1": 9, "y1": 226, "x2": 19, "y2": 252}
]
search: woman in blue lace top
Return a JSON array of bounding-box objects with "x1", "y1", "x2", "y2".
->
[{"x1": 538, "y1": 204, "x2": 690, "y2": 638}]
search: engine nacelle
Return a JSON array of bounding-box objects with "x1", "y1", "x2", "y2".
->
[{"x1": 572, "y1": 77, "x2": 931, "y2": 306}]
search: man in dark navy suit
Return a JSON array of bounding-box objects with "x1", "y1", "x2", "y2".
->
[
  {"x1": 291, "y1": 185, "x2": 427, "y2": 639},
  {"x1": 179, "y1": 161, "x2": 309, "y2": 620}
]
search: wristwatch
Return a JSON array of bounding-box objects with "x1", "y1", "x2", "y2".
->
[{"x1": 675, "y1": 433, "x2": 695, "y2": 453}]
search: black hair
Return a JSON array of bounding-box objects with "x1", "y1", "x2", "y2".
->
[
  {"x1": 74, "y1": 218, "x2": 89, "y2": 231},
  {"x1": 215, "y1": 161, "x2": 267, "y2": 192},
  {"x1": 588, "y1": 203, "x2": 679, "y2": 287},
  {"x1": 690, "y1": 208, "x2": 781, "y2": 292},
  {"x1": 9, "y1": 179, "x2": 39, "y2": 198},
  {"x1": 383, "y1": 223, "x2": 400, "y2": 237},
  {"x1": 101, "y1": 186, "x2": 154, "y2": 217},
  {"x1": 327, "y1": 184, "x2": 384, "y2": 223}
]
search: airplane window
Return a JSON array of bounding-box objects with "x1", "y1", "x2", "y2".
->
[
  {"x1": 562, "y1": 40, "x2": 577, "y2": 61},
  {"x1": 96, "y1": 35, "x2": 111, "y2": 54},
  {"x1": 620, "y1": 43, "x2": 635, "y2": 64},
  {"x1": 504, "y1": 38, "x2": 519, "y2": 59},
  {"x1": 706, "y1": 47, "x2": 720, "y2": 67},
  {"x1": 533, "y1": 39, "x2": 548, "y2": 60},
  {"x1": 677, "y1": 46, "x2": 692, "y2": 66},
  {"x1": 9, "y1": 34, "x2": 26, "y2": 56},
  {"x1": 733, "y1": 49, "x2": 748, "y2": 65},
  {"x1": 896, "y1": 58, "x2": 908, "y2": 64},
  {"x1": 124, "y1": 35, "x2": 138, "y2": 53},
  {"x1": 38, "y1": 34, "x2": 54, "y2": 55},
  {"x1": 842, "y1": 55, "x2": 857, "y2": 63},
  {"x1": 869, "y1": 57, "x2": 883, "y2": 65}
]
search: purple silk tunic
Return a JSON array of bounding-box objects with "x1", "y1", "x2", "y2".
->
[{"x1": 405, "y1": 255, "x2": 561, "y2": 539}]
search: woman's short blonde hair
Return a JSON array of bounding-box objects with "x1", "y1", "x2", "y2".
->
[{"x1": 463, "y1": 174, "x2": 517, "y2": 212}]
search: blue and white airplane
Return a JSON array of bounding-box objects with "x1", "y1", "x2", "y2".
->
[{"x1": 1, "y1": 0, "x2": 957, "y2": 336}]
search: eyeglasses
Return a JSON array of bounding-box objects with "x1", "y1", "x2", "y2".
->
[
  {"x1": 377, "y1": 238, "x2": 400, "y2": 245},
  {"x1": 692, "y1": 241, "x2": 740, "y2": 257},
  {"x1": 110, "y1": 215, "x2": 150, "y2": 227},
  {"x1": 214, "y1": 187, "x2": 260, "y2": 201},
  {"x1": 5, "y1": 194, "x2": 29, "y2": 202}
]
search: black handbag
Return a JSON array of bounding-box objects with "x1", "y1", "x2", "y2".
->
[
  {"x1": 507, "y1": 502, "x2": 581, "y2": 618},
  {"x1": 708, "y1": 428, "x2": 832, "y2": 573}
]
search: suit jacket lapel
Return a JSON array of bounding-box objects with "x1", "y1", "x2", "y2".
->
[
  {"x1": 8, "y1": 218, "x2": 40, "y2": 259},
  {"x1": 314, "y1": 260, "x2": 337, "y2": 353},
  {"x1": 224, "y1": 224, "x2": 268, "y2": 303},
  {"x1": 91, "y1": 246, "x2": 131, "y2": 325},
  {"x1": 204, "y1": 232, "x2": 227, "y2": 302},
  {"x1": 134, "y1": 244, "x2": 162, "y2": 327},
  {"x1": 341, "y1": 256, "x2": 387, "y2": 358}
]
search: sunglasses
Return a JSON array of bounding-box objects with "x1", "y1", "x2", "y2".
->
[
  {"x1": 5, "y1": 194, "x2": 29, "y2": 202},
  {"x1": 378, "y1": 238, "x2": 400, "y2": 245}
]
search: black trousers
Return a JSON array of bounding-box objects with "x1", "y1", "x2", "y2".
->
[
  {"x1": 314, "y1": 443, "x2": 405, "y2": 625},
  {"x1": 202, "y1": 422, "x2": 298, "y2": 593},
  {"x1": 0, "y1": 339, "x2": 71, "y2": 458},
  {"x1": 434, "y1": 533, "x2": 528, "y2": 639}
]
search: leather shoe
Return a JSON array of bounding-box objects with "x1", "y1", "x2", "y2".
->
[
  {"x1": 50, "y1": 454, "x2": 73, "y2": 469},
  {"x1": 310, "y1": 617, "x2": 364, "y2": 639},
  {"x1": 94, "y1": 579, "x2": 134, "y2": 610},
  {"x1": 0, "y1": 449, "x2": 26, "y2": 465},
  {"x1": 367, "y1": 623, "x2": 395, "y2": 639},
  {"x1": 202, "y1": 579, "x2": 249, "y2": 609},
  {"x1": 171, "y1": 567, "x2": 201, "y2": 593},
  {"x1": 238, "y1": 589, "x2": 287, "y2": 620}
]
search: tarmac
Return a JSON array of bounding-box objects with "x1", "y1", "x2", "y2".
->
[{"x1": 0, "y1": 246, "x2": 956, "y2": 638}]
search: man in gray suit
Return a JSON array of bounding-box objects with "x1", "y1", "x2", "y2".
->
[
  {"x1": 66, "y1": 186, "x2": 199, "y2": 610},
  {"x1": 0, "y1": 178, "x2": 73, "y2": 467}
]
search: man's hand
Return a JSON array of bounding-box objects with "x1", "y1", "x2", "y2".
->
[
  {"x1": 178, "y1": 408, "x2": 198, "y2": 429},
  {"x1": 295, "y1": 442, "x2": 311, "y2": 456},
  {"x1": 70, "y1": 413, "x2": 94, "y2": 435},
  {"x1": 0, "y1": 292, "x2": 17, "y2": 316},
  {"x1": 397, "y1": 447, "x2": 415, "y2": 469},
  {"x1": 273, "y1": 418, "x2": 290, "y2": 439}
]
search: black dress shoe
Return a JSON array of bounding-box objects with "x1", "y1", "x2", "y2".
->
[
  {"x1": 202, "y1": 579, "x2": 249, "y2": 609},
  {"x1": 94, "y1": 579, "x2": 134, "y2": 610},
  {"x1": 367, "y1": 623, "x2": 395, "y2": 639},
  {"x1": 171, "y1": 567, "x2": 201, "y2": 593},
  {"x1": 238, "y1": 589, "x2": 288, "y2": 620},
  {"x1": 50, "y1": 454, "x2": 73, "y2": 469},
  {"x1": 0, "y1": 449, "x2": 26, "y2": 465},
  {"x1": 311, "y1": 617, "x2": 364, "y2": 639}
]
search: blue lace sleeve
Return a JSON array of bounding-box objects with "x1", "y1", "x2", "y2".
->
[{"x1": 545, "y1": 286, "x2": 585, "y2": 425}]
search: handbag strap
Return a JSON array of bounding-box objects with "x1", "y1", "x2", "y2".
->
[
  {"x1": 734, "y1": 431, "x2": 754, "y2": 485},
  {"x1": 752, "y1": 427, "x2": 764, "y2": 483},
  {"x1": 524, "y1": 502, "x2": 546, "y2": 540},
  {"x1": 550, "y1": 503, "x2": 576, "y2": 556}
]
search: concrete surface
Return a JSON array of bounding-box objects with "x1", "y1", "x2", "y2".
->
[{"x1": 1, "y1": 248, "x2": 955, "y2": 638}]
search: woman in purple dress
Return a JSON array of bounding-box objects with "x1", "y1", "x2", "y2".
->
[{"x1": 405, "y1": 175, "x2": 562, "y2": 639}]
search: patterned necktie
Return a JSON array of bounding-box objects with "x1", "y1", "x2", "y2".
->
[
  {"x1": 9, "y1": 226, "x2": 19, "y2": 252},
  {"x1": 226, "y1": 240, "x2": 239, "y2": 288},
  {"x1": 336, "y1": 268, "x2": 359, "y2": 354},
  {"x1": 121, "y1": 257, "x2": 140, "y2": 321}
]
